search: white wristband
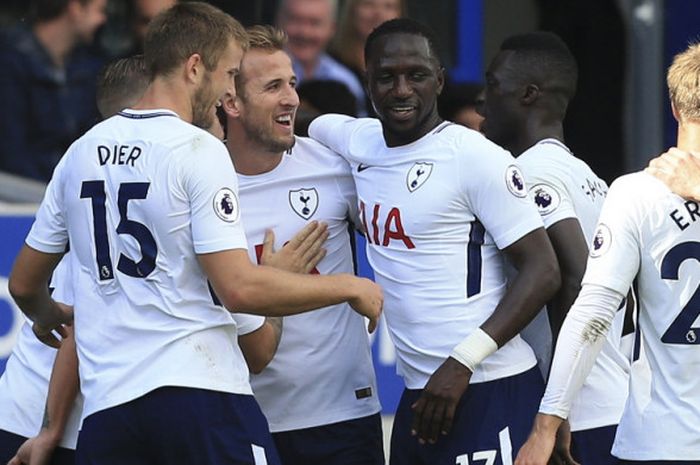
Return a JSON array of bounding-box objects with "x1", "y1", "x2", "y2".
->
[{"x1": 450, "y1": 328, "x2": 498, "y2": 372}]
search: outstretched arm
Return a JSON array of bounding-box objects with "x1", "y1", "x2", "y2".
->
[{"x1": 515, "y1": 284, "x2": 623, "y2": 465}]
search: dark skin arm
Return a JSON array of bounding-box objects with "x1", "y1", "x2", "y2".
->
[
  {"x1": 542, "y1": 218, "x2": 587, "y2": 465},
  {"x1": 411, "y1": 227, "x2": 560, "y2": 444},
  {"x1": 9, "y1": 246, "x2": 72, "y2": 347},
  {"x1": 544, "y1": 218, "x2": 589, "y2": 344}
]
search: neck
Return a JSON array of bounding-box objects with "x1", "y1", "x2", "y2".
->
[
  {"x1": 133, "y1": 76, "x2": 193, "y2": 122},
  {"x1": 383, "y1": 113, "x2": 444, "y2": 148},
  {"x1": 509, "y1": 117, "x2": 565, "y2": 157},
  {"x1": 33, "y1": 19, "x2": 77, "y2": 67},
  {"x1": 300, "y1": 57, "x2": 319, "y2": 78},
  {"x1": 225, "y1": 126, "x2": 285, "y2": 176},
  {"x1": 677, "y1": 120, "x2": 700, "y2": 152}
]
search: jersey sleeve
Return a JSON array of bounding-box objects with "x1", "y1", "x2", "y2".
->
[
  {"x1": 539, "y1": 283, "x2": 626, "y2": 419},
  {"x1": 460, "y1": 139, "x2": 544, "y2": 249},
  {"x1": 308, "y1": 114, "x2": 357, "y2": 159},
  {"x1": 522, "y1": 163, "x2": 577, "y2": 228},
  {"x1": 581, "y1": 177, "x2": 641, "y2": 295},
  {"x1": 25, "y1": 155, "x2": 69, "y2": 253},
  {"x1": 233, "y1": 313, "x2": 266, "y2": 336},
  {"x1": 181, "y1": 135, "x2": 248, "y2": 254},
  {"x1": 336, "y1": 157, "x2": 360, "y2": 228}
]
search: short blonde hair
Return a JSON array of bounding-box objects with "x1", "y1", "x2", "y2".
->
[
  {"x1": 246, "y1": 25, "x2": 287, "y2": 52},
  {"x1": 144, "y1": 2, "x2": 248, "y2": 78},
  {"x1": 668, "y1": 43, "x2": 700, "y2": 121},
  {"x1": 236, "y1": 25, "x2": 289, "y2": 98}
]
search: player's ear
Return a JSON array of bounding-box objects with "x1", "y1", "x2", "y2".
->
[
  {"x1": 522, "y1": 84, "x2": 540, "y2": 105},
  {"x1": 221, "y1": 90, "x2": 241, "y2": 118},
  {"x1": 184, "y1": 53, "x2": 204, "y2": 86},
  {"x1": 671, "y1": 100, "x2": 681, "y2": 124},
  {"x1": 436, "y1": 66, "x2": 445, "y2": 96}
]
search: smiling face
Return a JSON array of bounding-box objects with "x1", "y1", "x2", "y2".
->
[
  {"x1": 366, "y1": 32, "x2": 444, "y2": 146},
  {"x1": 235, "y1": 48, "x2": 299, "y2": 153},
  {"x1": 191, "y1": 39, "x2": 243, "y2": 130}
]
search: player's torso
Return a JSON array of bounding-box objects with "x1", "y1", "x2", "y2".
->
[
  {"x1": 612, "y1": 174, "x2": 700, "y2": 459},
  {"x1": 343, "y1": 122, "x2": 537, "y2": 387},
  {"x1": 238, "y1": 139, "x2": 379, "y2": 430}
]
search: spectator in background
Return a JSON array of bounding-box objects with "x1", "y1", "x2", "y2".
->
[
  {"x1": 0, "y1": 0, "x2": 107, "y2": 182},
  {"x1": 330, "y1": 0, "x2": 405, "y2": 79},
  {"x1": 330, "y1": 0, "x2": 405, "y2": 117},
  {"x1": 276, "y1": 0, "x2": 367, "y2": 115},
  {"x1": 438, "y1": 81, "x2": 484, "y2": 131},
  {"x1": 294, "y1": 79, "x2": 357, "y2": 136},
  {"x1": 128, "y1": 0, "x2": 176, "y2": 54}
]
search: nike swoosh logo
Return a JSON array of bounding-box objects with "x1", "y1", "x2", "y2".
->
[{"x1": 357, "y1": 163, "x2": 372, "y2": 172}]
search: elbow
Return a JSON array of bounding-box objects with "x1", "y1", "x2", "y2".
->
[
  {"x1": 248, "y1": 354, "x2": 273, "y2": 375},
  {"x1": 220, "y1": 286, "x2": 260, "y2": 314},
  {"x1": 8, "y1": 272, "x2": 32, "y2": 306}
]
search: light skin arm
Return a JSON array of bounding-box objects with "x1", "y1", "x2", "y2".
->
[
  {"x1": 410, "y1": 227, "x2": 561, "y2": 443},
  {"x1": 199, "y1": 245, "x2": 382, "y2": 332},
  {"x1": 646, "y1": 147, "x2": 700, "y2": 200},
  {"x1": 236, "y1": 222, "x2": 326, "y2": 373},
  {"x1": 238, "y1": 317, "x2": 283, "y2": 374},
  {"x1": 9, "y1": 245, "x2": 72, "y2": 347},
  {"x1": 8, "y1": 326, "x2": 79, "y2": 465}
]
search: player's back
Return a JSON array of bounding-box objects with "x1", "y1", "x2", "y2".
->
[
  {"x1": 591, "y1": 172, "x2": 700, "y2": 459},
  {"x1": 40, "y1": 109, "x2": 251, "y2": 420}
]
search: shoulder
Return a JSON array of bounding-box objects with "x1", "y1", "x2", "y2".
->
[
  {"x1": 608, "y1": 171, "x2": 668, "y2": 199},
  {"x1": 437, "y1": 123, "x2": 514, "y2": 162},
  {"x1": 291, "y1": 137, "x2": 352, "y2": 174}
]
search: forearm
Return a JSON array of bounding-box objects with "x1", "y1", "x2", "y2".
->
[
  {"x1": 42, "y1": 327, "x2": 79, "y2": 442},
  {"x1": 539, "y1": 283, "x2": 623, "y2": 419},
  {"x1": 231, "y1": 266, "x2": 363, "y2": 316},
  {"x1": 9, "y1": 246, "x2": 64, "y2": 326},
  {"x1": 238, "y1": 317, "x2": 283, "y2": 374},
  {"x1": 547, "y1": 274, "x2": 582, "y2": 345},
  {"x1": 482, "y1": 244, "x2": 560, "y2": 345}
]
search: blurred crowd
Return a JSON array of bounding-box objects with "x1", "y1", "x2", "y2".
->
[{"x1": 0, "y1": 0, "x2": 484, "y2": 185}]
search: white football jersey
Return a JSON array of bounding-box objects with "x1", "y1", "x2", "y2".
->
[
  {"x1": 0, "y1": 258, "x2": 82, "y2": 449},
  {"x1": 518, "y1": 139, "x2": 631, "y2": 431},
  {"x1": 25, "y1": 109, "x2": 252, "y2": 420},
  {"x1": 310, "y1": 115, "x2": 543, "y2": 388},
  {"x1": 583, "y1": 172, "x2": 700, "y2": 460},
  {"x1": 238, "y1": 137, "x2": 380, "y2": 432}
]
